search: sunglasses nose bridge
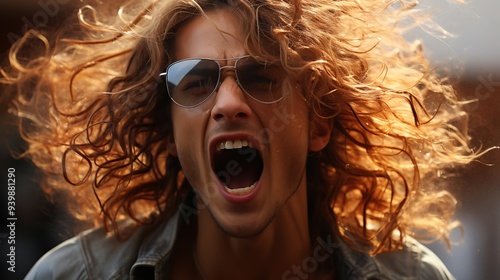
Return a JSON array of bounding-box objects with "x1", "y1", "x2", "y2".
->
[
  {"x1": 219, "y1": 65, "x2": 236, "y2": 70},
  {"x1": 219, "y1": 64, "x2": 237, "y2": 77},
  {"x1": 218, "y1": 64, "x2": 243, "y2": 90}
]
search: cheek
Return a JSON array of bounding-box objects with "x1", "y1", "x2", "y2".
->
[
  {"x1": 170, "y1": 108, "x2": 210, "y2": 186},
  {"x1": 264, "y1": 101, "x2": 310, "y2": 146},
  {"x1": 265, "y1": 103, "x2": 310, "y2": 169},
  {"x1": 275, "y1": 124, "x2": 309, "y2": 163},
  {"x1": 170, "y1": 108, "x2": 202, "y2": 146},
  {"x1": 173, "y1": 131, "x2": 205, "y2": 189}
]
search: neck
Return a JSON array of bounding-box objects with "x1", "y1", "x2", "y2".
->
[{"x1": 195, "y1": 180, "x2": 311, "y2": 280}]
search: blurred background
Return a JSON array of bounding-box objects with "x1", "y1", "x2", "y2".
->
[{"x1": 0, "y1": 0, "x2": 499, "y2": 279}]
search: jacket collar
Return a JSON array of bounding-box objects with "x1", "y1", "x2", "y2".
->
[
  {"x1": 130, "y1": 211, "x2": 181, "y2": 279},
  {"x1": 126, "y1": 210, "x2": 422, "y2": 280}
]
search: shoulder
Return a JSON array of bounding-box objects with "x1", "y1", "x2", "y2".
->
[
  {"x1": 24, "y1": 222, "x2": 154, "y2": 280},
  {"x1": 336, "y1": 235, "x2": 455, "y2": 279},
  {"x1": 407, "y1": 237, "x2": 455, "y2": 280},
  {"x1": 24, "y1": 234, "x2": 87, "y2": 280},
  {"x1": 373, "y1": 237, "x2": 455, "y2": 280}
]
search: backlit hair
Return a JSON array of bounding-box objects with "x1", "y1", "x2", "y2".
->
[{"x1": 1, "y1": 0, "x2": 482, "y2": 254}]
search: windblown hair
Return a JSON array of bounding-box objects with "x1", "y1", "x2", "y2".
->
[{"x1": 1, "y1": 0, "x2": 481, "y2": 254}]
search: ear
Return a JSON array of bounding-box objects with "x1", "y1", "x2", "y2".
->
[
  {"x1": 309, "y1": 118, "x2": 333, "y2": 152},
  {"x1": 167, "y1": 135, "x2": 178, "y2": 157}
]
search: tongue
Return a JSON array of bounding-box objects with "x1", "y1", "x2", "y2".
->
[
  {"x1": 226, "y1": 158, "x2": 261, "y2": 189},
  {"x1": 215, "y1": 148, "x2": 263, "y2": 189}
]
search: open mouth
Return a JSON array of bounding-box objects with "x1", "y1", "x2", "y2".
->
[{"x1": 212, "y1": 139, "x2": 263, "y2": 196}]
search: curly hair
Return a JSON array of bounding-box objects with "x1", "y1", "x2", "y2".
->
[{"x1": 0, "y1": 0, "x2": 482, "y2": 254}]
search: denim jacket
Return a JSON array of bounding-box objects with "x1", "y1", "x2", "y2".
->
[{"x1": 25, "y1": 210, "x2": 455, "y2": 280}]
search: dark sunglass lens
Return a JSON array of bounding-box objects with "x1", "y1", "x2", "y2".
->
[
  {"x1": 167, "y1": 59, "x2": 219, "y2": 106},
  {"x1": 236, "y1": 58, "x2": 284, "y2": 102}
]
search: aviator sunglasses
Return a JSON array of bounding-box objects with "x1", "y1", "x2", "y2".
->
[{"x1": 159, "y1": 55, "x2": 285, "y2": 108}]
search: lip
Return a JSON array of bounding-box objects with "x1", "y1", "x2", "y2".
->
[{"x1": 209, "y1": 133, "x2": 263, "y2": 203}]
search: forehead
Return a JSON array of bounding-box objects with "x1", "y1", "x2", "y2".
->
[{"x1": 174, "y1": 9, "x2": 246, "y2": 60}]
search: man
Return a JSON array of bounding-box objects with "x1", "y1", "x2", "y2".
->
[{"x1": 2, "y1": 0, "x2": 476, "y2": 279}]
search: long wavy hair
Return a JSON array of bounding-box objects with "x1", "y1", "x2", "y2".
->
[{"x1": 1, "y1": 0, "x2": 482, "y2": 254}]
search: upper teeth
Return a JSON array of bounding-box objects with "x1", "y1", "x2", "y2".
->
[{"x1": 216, "y1": 139, "x2": 253, "y2": 151}]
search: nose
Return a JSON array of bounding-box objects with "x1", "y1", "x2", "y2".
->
[{"x1": 210, "y1": 77, "x2": 252, "y2": 122}]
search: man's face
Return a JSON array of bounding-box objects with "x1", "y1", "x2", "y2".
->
[{"x1": 169, "y1": 9, "x2": 321, "y2": 237}]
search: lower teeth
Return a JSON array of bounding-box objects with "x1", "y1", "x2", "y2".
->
[{"x1": 224, "y1": 182, "x2": 256, "y2": 195}]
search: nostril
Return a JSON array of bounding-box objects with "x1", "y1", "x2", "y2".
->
[
  {"x1": 213, "y1": 113, "x2": 225, "y2": 121},
  {"x1": 212, "y1": 111, "x2": 248, "y2": 122},
  {"x1": 235, "y1": 112, "x2": 247, "y2": 119}
]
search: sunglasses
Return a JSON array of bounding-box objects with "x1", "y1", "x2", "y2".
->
[{"x1": 159, "y1": 55, "x2": 285, "y2": 108}]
